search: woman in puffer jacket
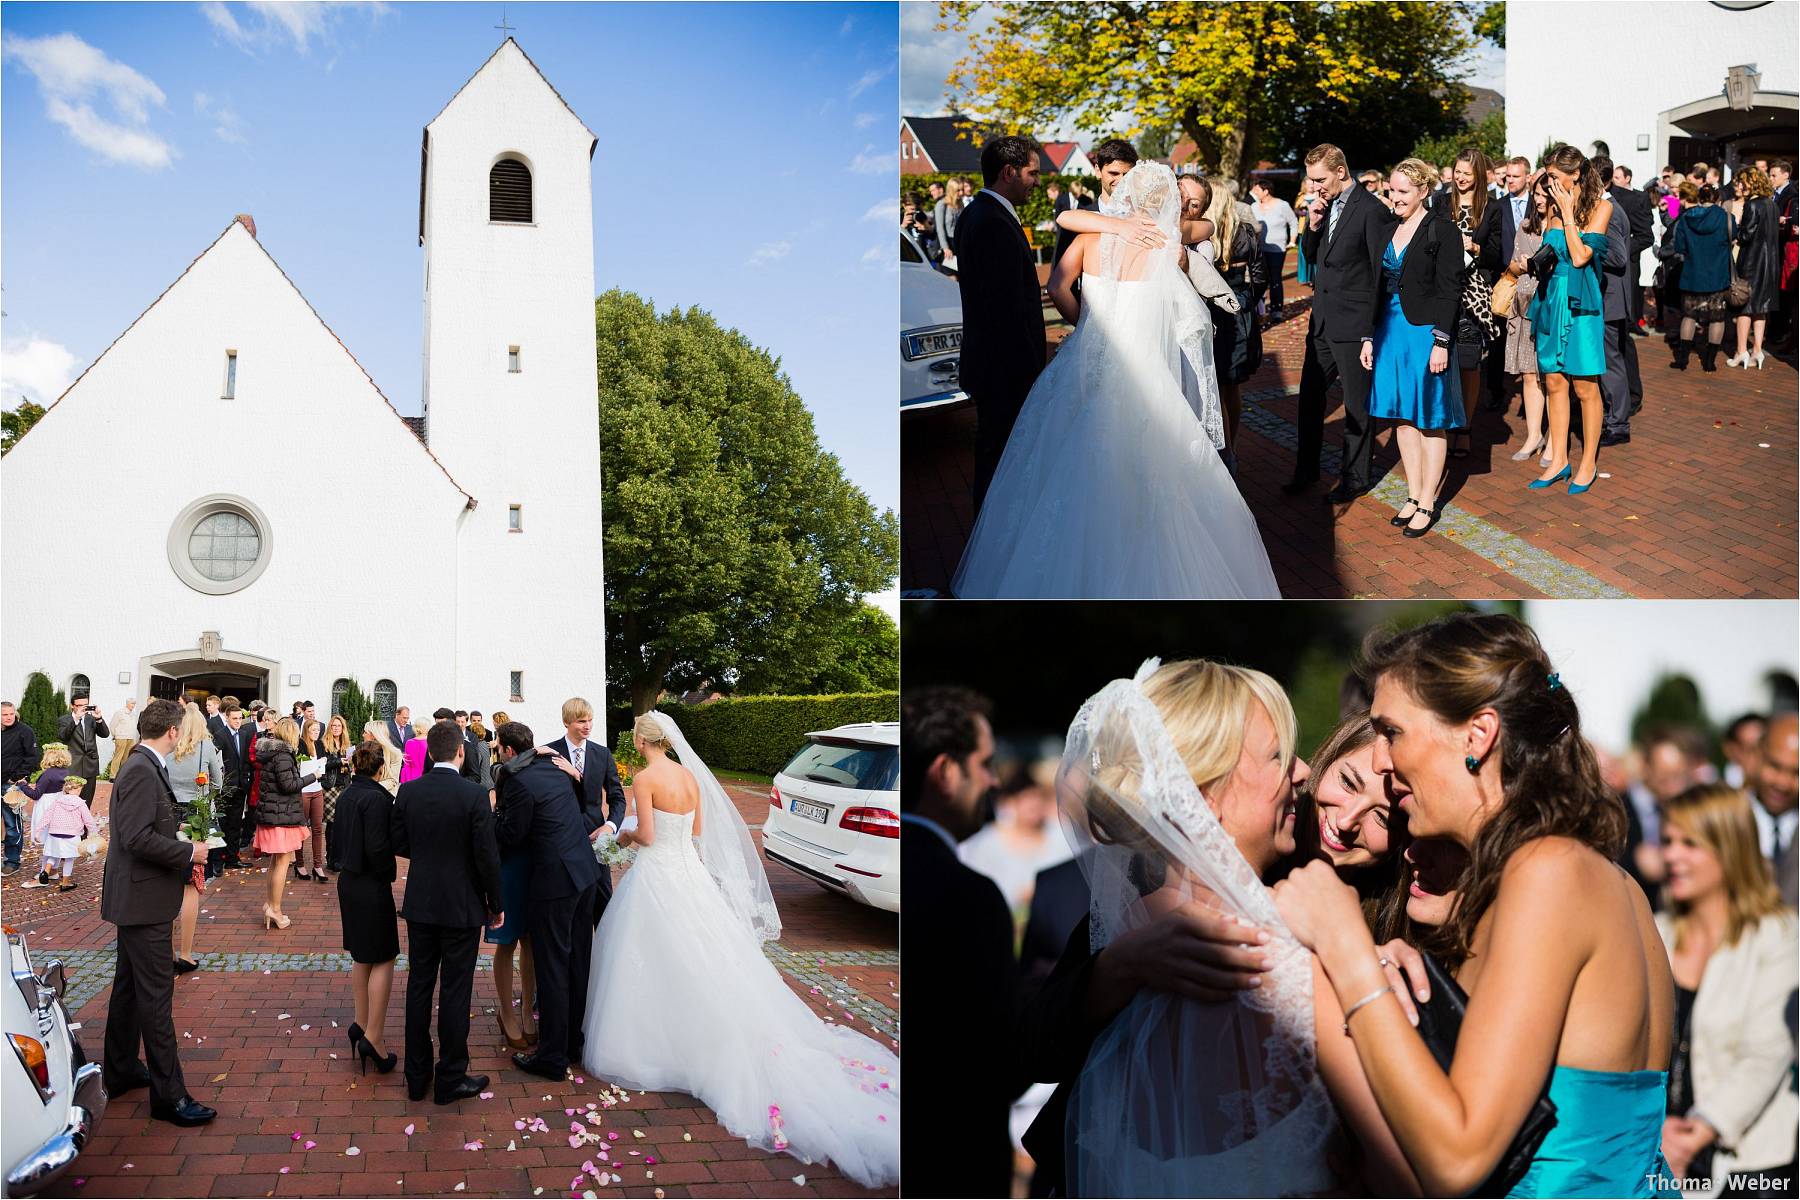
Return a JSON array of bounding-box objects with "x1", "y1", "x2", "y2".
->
[{"x1": 254, "y1": 718, "x2": 308, "y2": 930}]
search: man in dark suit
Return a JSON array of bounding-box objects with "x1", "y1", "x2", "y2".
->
[
  {"x1": 959, "y1": 134, "x2": 1048, "y2": 516},
  {"x1": 99, "y1": 698, "x2": 215, "y2": 1125},
  {"x1": 209, "y1": 702, "x2": 249, "y2": 872},
  {"x1": 1287, "y1": 142, "x2": 1396, "y2": 502},
  {"x1": 1610, "y1": 164, "x2": 1655, "y2": 332},
  {"x1": 494, "y1": 720, "x2": 603, "y2": 1081},
  {"x1": 1594, "y1": 156, "x2": 1641, "y2": 446},
  {"x1": 391, "y1": 720, "x2": 502, "y2": 1104},
  {"x1": 57, "y1": 694, "x2": 110, "y2": 805},
  {"x1": 545, "y1": 697, "x2": 627, "y2": 926},
  {"x1": 387, "y1": 706, "x2": 411, "y2": 752},
  {"x1": 899, "y1": 685, "x2": 1017, "y2": 1198},
  {"x1": 1766, "y1": 160, "x2": 1795, "y2": 352}
]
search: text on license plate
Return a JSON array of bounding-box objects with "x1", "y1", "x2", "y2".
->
[
  {"x1": 908, "y1": 329, "x2": 961, "y2": 357},
  {"x1": 790, "y1": 799, "x2": 829, "y2": 824}
]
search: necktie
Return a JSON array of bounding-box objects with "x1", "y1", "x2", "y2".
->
[
  {"x1": 1327, "y1": 194, "x2": 1345, "y2": 244},
  {"x1": 573, "y1": 744, "x2": 585, "y2": 774}
]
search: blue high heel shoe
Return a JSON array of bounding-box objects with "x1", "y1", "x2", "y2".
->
[
  {"x1": 1528, "y1": 465, "x2": 1571, "y2": 490},
  {"x1": 1568, "y1": 470, "x2": 1596, "y2": 496}
]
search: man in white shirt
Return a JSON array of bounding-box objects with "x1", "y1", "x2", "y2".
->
[{"x1": 108, "y1": 697, "x2": 140, "y2": 779}]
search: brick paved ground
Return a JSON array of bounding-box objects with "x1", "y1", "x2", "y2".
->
[
  {"x1": 5, "y1": 782, "x2": 897, "y2": 1199},
  {"x1": 903, "y1": 257, "x2": 1798, "y2": 598}
]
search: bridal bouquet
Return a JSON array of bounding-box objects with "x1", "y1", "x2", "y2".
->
[
  {"x1": 178, "y1": 771, "x2": 229, "y2": 849},
  {"x1": 593, "y1": 829, "x2": 634, "y2": 869}
]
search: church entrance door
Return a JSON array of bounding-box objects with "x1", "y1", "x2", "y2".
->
[{"x1": 140, "y1": 642, "x2": 281, "y2": 710}]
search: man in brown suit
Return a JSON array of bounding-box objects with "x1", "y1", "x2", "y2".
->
[{"x1": 99, "y1": 697, "x2": 215, "y2": 1125}]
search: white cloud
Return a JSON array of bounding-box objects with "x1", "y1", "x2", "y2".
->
[
  {"x1": 2, "y1": 336, "x2": 81, "y2": 408},
  {"x1": 853, "y1": 111, "x2": 877, "y2": 129},
  {"x1": 849, "y1": 145, "x2": 897, "y2": 175},
  {"x1": 747, "y1": 241, "x2": 793, "y2": 268},
  {"x1": 862, "y1": 199, "x2": 899, "y2": 224},
  {"x1": 860, "y1": 244, "x2": 885, "y2": 264},
  {"x1": 201, "y1": 1, "x2": 389, "y2": 54},
  {"x1": 1, "y1": 32, "x2": 174, "y2": 168},
  {"x1": 901, "y1": 1, "x2": 990, "y2": 116},
  {"x1": 839, "y1": 14, "x2": 854, "y2": 36},
  {"x1": 847, "y1": 63, "x2": 892, "y2": 101},
  {"x1": 194, "y1": 90, "x2": 247, "y2": 144}
]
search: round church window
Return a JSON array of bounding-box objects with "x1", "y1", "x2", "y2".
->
[{"x1": 167, "y1": 495, "x2": 274, "y2": 595}]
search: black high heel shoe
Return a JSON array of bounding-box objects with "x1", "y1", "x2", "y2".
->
[
  {"x1": 356, "y1": 1037, "x2": 397, "y2": 1075},
  {"x1": 1390, "y1": 497, "x2": 1420, "y2": 527},
  {"x1": 347, "y1": 1023, "x2": 364, "y2": 1051}
]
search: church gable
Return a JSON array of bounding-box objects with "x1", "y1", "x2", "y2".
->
[{"x1": 5, "y1": 217, "x2": 472, "y2": 509}]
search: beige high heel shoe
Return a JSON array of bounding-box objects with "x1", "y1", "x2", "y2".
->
[{"x1": 262, "y1": 904, "x2": 291, "y2": 930}]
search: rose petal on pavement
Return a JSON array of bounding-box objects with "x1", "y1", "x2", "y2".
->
[{"x1": 344, "y1": 1146, "x2": 361, "y2": 1156}]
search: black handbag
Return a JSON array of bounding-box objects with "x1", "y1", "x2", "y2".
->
[{"x1": 1411, "y1": 953, "x2": 1558, "y2": 1197}]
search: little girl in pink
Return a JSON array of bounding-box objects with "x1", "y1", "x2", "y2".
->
[{"x1": 33, "y1": 776, "x2": 98, "y2": 892}]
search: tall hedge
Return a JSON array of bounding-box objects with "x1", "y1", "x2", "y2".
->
[
  {"x1": 901, "y1": 171, "x2": 1094, "y2": 234},
  {"x1": 613, "y1": 692, "x2": 899, "y2": 778},
  {"x1": 336, "y1": 677, "x2": 376, "y2": 743},
  {"x1": 19, "y1": 671, "x2": 65, "y2": 747}
]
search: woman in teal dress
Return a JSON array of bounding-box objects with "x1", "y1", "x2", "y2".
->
[
  {"x1": 1296, "y1": 199, "x2": 1314, "y2": 284},
  {"x1": 1273, "y1": 613, "x2": 1679, "y2": 1198},
  {"x1": 1528, "y1": 145, "x2": 1613, "y2": 496},
  {"x1": 1366, "y1": 159, "x2": 1466, "y2": 539}
]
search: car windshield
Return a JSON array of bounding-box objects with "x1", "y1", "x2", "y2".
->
[
  {"x1": 782, "y1": 738, "x2": 899, "y2": 792},
  {"x1": 901, "y1": 234, "x2": 923, "y2": 264}
]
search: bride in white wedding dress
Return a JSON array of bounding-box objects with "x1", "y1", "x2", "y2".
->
[
  {"x1": 580, "y1": 713, "x2": 898, "y2": 1189},
  {"x1": 952, "y1": 161, "x2": 1281, "y2": 600}
]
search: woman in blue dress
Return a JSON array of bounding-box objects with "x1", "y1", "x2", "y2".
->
[
  {"x1": 1274, "y1": 613, "x2": 1680, "y2": 1198},
  {"x1": 1529, "y1": 145, "x2": 1613, "y2": 496},
  {"x1": 1365, "y1": 158, "x2": 1466, "y2": 539}
]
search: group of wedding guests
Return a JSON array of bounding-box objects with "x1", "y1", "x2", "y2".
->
[{"x1": 904, "y1": 613, "x2": 1797, "y2": 1198}]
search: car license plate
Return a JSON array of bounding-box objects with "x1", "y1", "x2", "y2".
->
[
  {"x1": 790, "y1": 799, "x2": 829, "y2": 824},
  {"x1": 907, "y1": 328, "x2": 961, "y2": 358}
]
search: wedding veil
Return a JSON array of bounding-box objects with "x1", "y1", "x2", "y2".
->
[
  {"x1": 1057, "y1": 660, "x2": 1335, "y2": 1197},
  {"x1": 1097, "y1": 162, "x2": 1227, "y2": 451},
  {"x1": 649, "y1": 710, "x2": 782, "y2": 943}
]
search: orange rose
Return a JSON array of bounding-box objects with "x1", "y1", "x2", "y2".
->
[{"x1": 195, "y1": 772, "x2": 209, "y2": 787}]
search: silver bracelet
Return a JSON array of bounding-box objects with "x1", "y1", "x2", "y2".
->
[{"x1": 1341, "y1": 984, "x2": 1395, "y2": 1036}]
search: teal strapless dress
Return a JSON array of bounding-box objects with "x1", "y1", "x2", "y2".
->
[
  {"x1": 1508, "y1": 1066, "x2": 1680, "y2": 1198},
  {"x1": 1528, "y1": 228, "x2": 1608, "y2": 378}
]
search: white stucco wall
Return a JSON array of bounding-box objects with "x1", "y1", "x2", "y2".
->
[
  {"x1": 1522, "y1": 600, "x2": 1799, "y2": 753},
  {"x1": 0, "y1": 220, "x2": 471, "y2": 730},
  {"x1": 1507, "y1": 0, "x2": 1798, "y2": 185},
  {"x1": 422, "y1": 40, "x2": 608, "y2": 736}
]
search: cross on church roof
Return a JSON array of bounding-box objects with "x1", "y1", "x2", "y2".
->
[{"x1": 495, "y1": 5, "x2": 515, "y2": 38}]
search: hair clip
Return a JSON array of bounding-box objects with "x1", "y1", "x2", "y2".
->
[{"x1": 1546, "y1": 673, "x2": 1563, "y2": 691}]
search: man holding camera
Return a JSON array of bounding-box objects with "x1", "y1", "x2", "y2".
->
[{"x1": 57, "y1": 694, "x2": 110, "y2": 806}]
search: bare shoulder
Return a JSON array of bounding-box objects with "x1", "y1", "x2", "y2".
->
[{"x1": 1500, "y1": 836, "x2": 1610, "y2": 890}]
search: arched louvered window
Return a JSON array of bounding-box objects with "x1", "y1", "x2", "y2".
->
[
  {"x1": 490, "y1": 158, "x2": 532, "y2": 223},
  {"x1": 373, "y1": 679, "x2": 398, "y2": 720},
  {"x1": 330, "y1": 679, "x2": 350, "y2": 718}
]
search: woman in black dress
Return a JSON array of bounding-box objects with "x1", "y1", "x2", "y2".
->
[
  {"x1": 1729, "y1": 166, "x2": 1780, "y2": 369},
  {"x1": 332, "y1": 740, "x2": 399, "y2": 1073}
]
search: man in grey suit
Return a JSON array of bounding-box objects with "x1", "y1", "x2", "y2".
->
[
  {"x1": 1593, "y1": 156, "x2": 1640, "y2": 446},
  {"x1": 57, "y1": 694, "x2": 110, "y2": 805},
  {"x1": 99, "y1": 698, "x2": 215, "y2": 1125},
  {"x1": 387, "y1": 706, "x2": 411, "y2": 752}
]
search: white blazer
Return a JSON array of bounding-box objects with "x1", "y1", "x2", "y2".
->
[{"x1": 1657, "y1": 908, "x2": 1798, "y2": 1188}]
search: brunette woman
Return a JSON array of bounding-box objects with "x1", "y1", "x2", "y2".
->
[
  {"x1": 1670, "y1": 184, "x2": 1736, "y2": 372},
  {"x1": 332, "y1": 740, "x2": 399, "y2": 1074},
  {"x1": 1275, "y1": 613, "x2": 1676, "y2": 1196},
  {"x1": 1528, "y1": 145, "x2": 1613, "y2": 496},
  {"x1": 1446, "y1": 147, "x2": 1502, "y2": 454},
  {"x1": 321, "y1": 714, "x2": 353, "y2": 873},
  {"x1": 1499, "y1": 176, "x2": 1552, "y2": 466}
]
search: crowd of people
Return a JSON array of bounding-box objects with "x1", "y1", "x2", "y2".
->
[
  {"x1": 923, "y1": 134, "x2": 1795, "y2": 593},
  {"x1": 903, "y1": 618, "x2": 1797, "y2": 1198}
]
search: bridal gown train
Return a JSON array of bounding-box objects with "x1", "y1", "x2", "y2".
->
[
  {"x1": 580, "y1": 809, "x2": 899, "y2": 1188},
  {"x1": 952, "y1": 269, "x2": 1281, "y2": 600}
]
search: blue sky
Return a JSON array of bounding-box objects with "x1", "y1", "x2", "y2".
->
[{"x1": 2, "y1": 1, "x2": 900, "y2": 607}]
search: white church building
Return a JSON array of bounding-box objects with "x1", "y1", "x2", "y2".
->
[{"x1": 1, "y1": 39, "x2": 607, "y2": 738}]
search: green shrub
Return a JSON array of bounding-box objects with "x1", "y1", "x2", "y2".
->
[
  {"x1": 901, "y1": 172, "x2": 1095, "y2": 237},
  {"x1": 19, "y1": 672, "x2": 64, "y2": 747},
  {"x1": 336, "y1": 677, "x2": 376, "y2": 742},
  {"x1": 613, "y1": 692, "x2": 899, "y2": 778}
]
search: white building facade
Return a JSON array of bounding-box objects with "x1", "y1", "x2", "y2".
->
[
  {"x1": 1, "y1": 39, "x2": 607, "y2": 739},
  {"x1": 1507, "y1": 1, "x2": 1797, "y2": 186}
]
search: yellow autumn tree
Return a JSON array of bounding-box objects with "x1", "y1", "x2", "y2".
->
[{"x1": 940, "y1": 1, "x2": 1489, "y2": 181}]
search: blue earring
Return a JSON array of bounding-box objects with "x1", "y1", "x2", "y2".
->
[{"x1": 1465, "y1": 754, "x2": 1480, "y2": 773}]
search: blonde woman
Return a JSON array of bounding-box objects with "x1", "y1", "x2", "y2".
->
[
  {"x1": 321, "y1": 714, "x2": 353, "y2": 873},
  {"x1": 1729, "y1": 167, "x2": 1780, "y2": 368},
  {"x1": 253, "y1": 717, "x2": 308, "y2": 929},
  {"x1": 1656, "y1": 784, "x2": 1796, "y2": 1191},
  {"x1": 362, "y1": 720, "x2": 403, "y2": 796},
  {"x1": 295, "y1": 717, "x2": 328, "y2": 882},
  {"x1": 398, "y1": 715, "x2": 430, "y2": 785},
  {"x1": 167, "y1": 703, "x2": 222, "y2": 972}
]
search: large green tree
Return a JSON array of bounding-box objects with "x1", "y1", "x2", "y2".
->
[
  {"x1": 598, "y1": 291, "x2": 898, "y2": 715},
  {"x1": 1, "y1": 401, "x2": 45, "y2": 455},
  {"x1": 941, "y1": 1, "x2": 1483, "y2": 180},
  {"x1": 736, "y1": 603, "x2": 900, "y2": 696}
]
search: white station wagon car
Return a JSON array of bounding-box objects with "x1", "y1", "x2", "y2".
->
[
  {"x1": 3, "y1": 923, "x2": 104, "y2": 1197},
  {"x1": 900, "y1": 230, "x2": 967, "y2": 415},
  {"x1": 762, "y1": 722, "x2": 900, "y2": 913}
]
